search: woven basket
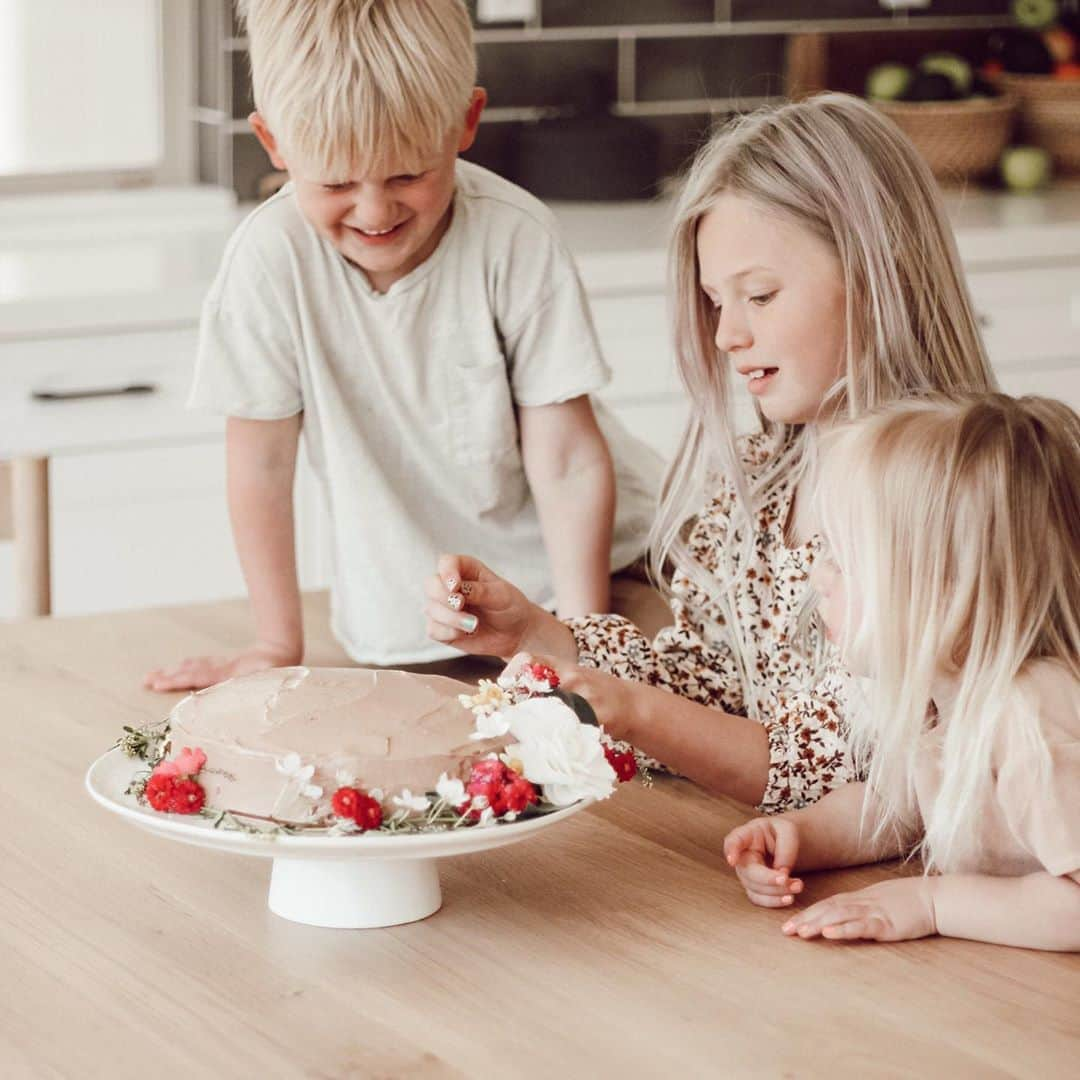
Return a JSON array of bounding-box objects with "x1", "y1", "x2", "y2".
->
[
  {"x1": 873, "y1": 94, "x2": 1017, "y2": 183},
  {"x1": 992, "y1": 73, "x2": 1080, "y2": 174}
]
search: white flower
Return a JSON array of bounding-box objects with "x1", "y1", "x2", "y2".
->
[
  {"x1": 477, "y1": 806, "x2": 497, "y2": 827},
  {"x1": 274, "y1": 752, "x2": 322, "y2": 800},
  {"x1": 470, "y1": 707, "x2": 511, "y2": 741},
  {"x1": 391, "y1": 788, "x2": 431, "y2": 814},
  {"x1": 334, "y1": 768, "x2": 356, "y2": 788},
  {"x1": 327, "y1": 819, "x2": 362, "y2": 836},
  {"x1": 502, "y1": 696, "x2": 617, "y2": 807},
  {"x1": 435, "y1": 773, "x2": 467, "y2": 806}
]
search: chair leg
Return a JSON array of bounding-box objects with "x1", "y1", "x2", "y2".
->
[{"x1": 13, "y1": 457, "x2": 51, "y2": 618}]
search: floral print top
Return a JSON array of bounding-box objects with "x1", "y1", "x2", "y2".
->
[{"x1": 566, "y1": 433, "x2": 856, "y2": 814}]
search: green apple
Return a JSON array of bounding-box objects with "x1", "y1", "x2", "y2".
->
[
  {"x1": 920, "y1": 52, "x2": 974, "y2": 95},
  {"x1": 866, "y1": 62, "x2": 913, "y2": 101},
  {"x1": 1012, "y1": 0, "x2": 1059, "y2": 30},
  {"x1": 1000, "y1": 145, "x2": 1053, "y2": 190}
]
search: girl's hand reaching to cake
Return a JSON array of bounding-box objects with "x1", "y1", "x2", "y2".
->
[
  {"x1": 143, "y1": 642, "x2": 301, "y2": 693},
  {"x1": 500, "y1": 651, "x2": 651, "y2": 744},
  {"x1": 426, "y1": 554, "x2": 579, "y2": 663}
]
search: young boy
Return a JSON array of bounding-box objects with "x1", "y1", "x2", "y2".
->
[{"x1": 145, "y1": 0, "x2": 660, "y2": 689}]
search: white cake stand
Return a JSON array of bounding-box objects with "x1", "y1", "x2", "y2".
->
[{"x1": 86, "y1": 749, "x2": 589, "y2": 929}]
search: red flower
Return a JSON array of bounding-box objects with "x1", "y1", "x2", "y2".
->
[
  {"x1": 331, "y1": 786, "x2": 360, "y2": 819},
  {"x1": 353, "y1": 792, "x2": 383, "y2": 831},
  {"x1": 167, "y1": 778, "x2": 206, "y2": 814},
  {"x1": 604, "y1": 745, "x2": 637, "y2": 783},
  {"x1": 503, "y1": 774, "x2": 538, "y2": 813},
  {"x1": 527, "y1": 662, "x2": 559, "y2": 689},
  {"x1": 331, "y1": 786, "x2": 384, "y2": 831},
  {"x1": 462, "y1": 759, "x2": 537, "y2": 818},
  {"x1": 145, "y1": 772, "x2": 206, "y2": 814},
  {"x1": 468, "y1": 758, "x2": 507, "y2": 786},
  {"x1": 145, "y1": 772, "x2": 174, "y2": 812}
]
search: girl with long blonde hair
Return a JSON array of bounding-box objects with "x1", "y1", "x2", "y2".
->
[
  {"x1": 425, "y1": 93, "x2": 995, "y2": 813},
  {"x1": 724, "y1": 394, "x2": 1080, "y2": 950}
]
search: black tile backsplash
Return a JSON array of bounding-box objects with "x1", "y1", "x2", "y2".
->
[
  {"x1": 477, "y1": 41, "x2": 618, "y2": 109},
  {"x1": 636, "y1": 35, "x2": 787, "y2": 101}
]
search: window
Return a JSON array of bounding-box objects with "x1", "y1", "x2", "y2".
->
[{"x1": 0, "y1": 0, "x2": 194, "y2": 192}]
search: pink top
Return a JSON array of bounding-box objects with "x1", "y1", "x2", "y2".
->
[{"x1": 915, "y1": 660, "x2": 1080, "y2": 877}]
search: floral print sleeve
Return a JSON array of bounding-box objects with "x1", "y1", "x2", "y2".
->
[
  {"x1": 567, "y1": 592, "x2": 745, "y2": 716},
  {"x1": 566, "y1": 433, "x2": 859, "y2": 815},
  {"x1": 758, "y1": 666, "x2": 856, "y2": 814}
]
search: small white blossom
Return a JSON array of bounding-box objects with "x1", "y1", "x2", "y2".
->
[
  {"x1": 274, "y1": 753, "x2": 322, "y2": 800},
  {"x1": 435, "y1": 773, "x2": 467, "y2": 806},
  {"x1": 334, "y1": 768, "x2": 356, "y2": 788},
  {"x1": 326, "y1": 819, "x2": 362, "y2": 836},
  {"x1": 470, "y1": 708, "x2": 511, "y2": 741},
  {"x1": 469, "y1": 793, "x2": 490, "y2": 811},
  {"x1": 477, "y1": 807, "x2": 497, "y2": 827},
  {"x1": 391, "y1": 788, "x2": 431, "y2": 814}
]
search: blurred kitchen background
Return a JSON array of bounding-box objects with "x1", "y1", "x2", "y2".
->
[{"x1": 2, "y1": 0, "x2": 1079, "y2": 621}]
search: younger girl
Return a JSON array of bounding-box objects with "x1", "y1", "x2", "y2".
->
[
  {"x1": 425, "y1": 93, "x2": 995, "y2": 813},
  {"x1": 724, "y1": 394, "x2": 1080, "y2": 951}
]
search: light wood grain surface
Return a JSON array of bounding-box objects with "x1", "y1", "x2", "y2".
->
[{"x1": 2, "y1": 593, "x2": 1077, "y2": 1079}]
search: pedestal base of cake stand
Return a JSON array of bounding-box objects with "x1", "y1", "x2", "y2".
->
[{"x1": 267, "y1": 856, "x2": 442, "y2": 928}]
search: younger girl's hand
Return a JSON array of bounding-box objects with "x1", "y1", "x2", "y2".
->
[
  {"x1": 425, "y1": 555, "x2": 577, "y2": 663},
  {"x1": 723, "y1": 817, "x2": 804, "y2": 908},
  {"x1": 780, "y1": 878, "x2": 936, "y2": 943}
]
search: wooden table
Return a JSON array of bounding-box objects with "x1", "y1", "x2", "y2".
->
[{"x1": 2, "y1": 594, "x2": 1077, "y2": 1078}]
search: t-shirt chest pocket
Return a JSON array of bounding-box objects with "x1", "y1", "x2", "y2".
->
[{"x1": 443, "y1": 335, "x2": 525, "y2": 514}]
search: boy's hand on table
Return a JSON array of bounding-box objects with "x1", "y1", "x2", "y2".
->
[
  {"x1": 142, "y1": 642, "x2": 301, "y2": 693},
  {"x1": 426, "y1": 553, "x2": 577, "y2": 663}
]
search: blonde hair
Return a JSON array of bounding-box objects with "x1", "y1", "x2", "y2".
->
[
  {"x1": 237, "y1": 0, "x2": 476, "y2": 176},
  {"x1": 650, "y1": 92, "x2": 997, "y2": 720},
  {"x1": 815, "y1": 393, "x2": 1080, "y2": 872}
]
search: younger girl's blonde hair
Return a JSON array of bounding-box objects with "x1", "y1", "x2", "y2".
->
[
  {"x1": 237, "y1": 0, "x2": 476, "y2": 177},
  {"x1": 651, "y1": 92, "x2": 997, "y2": 721},
  {"x1": 815, "y1": 393, "x2": 1080, "y2": 873}
]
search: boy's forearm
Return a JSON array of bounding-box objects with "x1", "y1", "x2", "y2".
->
[
  {"x1": 529, "y1": 454, "x2": 615, "y2": 618},
  {"x1": 226, "y1": 417, "x2": 304, "y2": 658},
  {"x1": 930, "y1": 872, "x2": 1080, "y2": 951},
  {"x1": 783, "y1": 783, "x2": 910, "y2": 871}
]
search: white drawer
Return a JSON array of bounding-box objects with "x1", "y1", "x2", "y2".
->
[{"x1": 967, "y1": 264, "x2": 1080, "y2": 369}]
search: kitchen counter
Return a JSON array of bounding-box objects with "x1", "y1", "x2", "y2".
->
[
  {"x1": 3, "y1": 183, "x2": 1079, "y2": 334},
  {"x1": 3, "y1": 592, "x2": 1079, "y2": 1076}
]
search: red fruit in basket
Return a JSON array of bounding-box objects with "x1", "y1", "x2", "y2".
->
[
  {"x1": 1053, "y1": 60, "x2": 1080, "y2": 78},
  {"x1": 1043, "y1": 26, "x2": 1077, "y2": 64}
]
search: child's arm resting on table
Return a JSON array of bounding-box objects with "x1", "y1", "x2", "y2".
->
[
  {"x1": 782, "y1": 867, "x2": 1080, "y2": 951},
  {"x1": 518, "y1": 395, "x2": 615, "y2": 618},
  {"x1": 728, "y1": 784, "x2": 1080, "y2": 950},
  {"x1": 723, "y1": 782, "x2": 913, "y2": 908},
  {"x1": 143, "y1": 414, "x2": 304, "y2": 691}
]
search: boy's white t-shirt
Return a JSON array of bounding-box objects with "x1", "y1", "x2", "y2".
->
[{"x1": 189, "y1": 160, "x2": 662, "y2": 664}]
